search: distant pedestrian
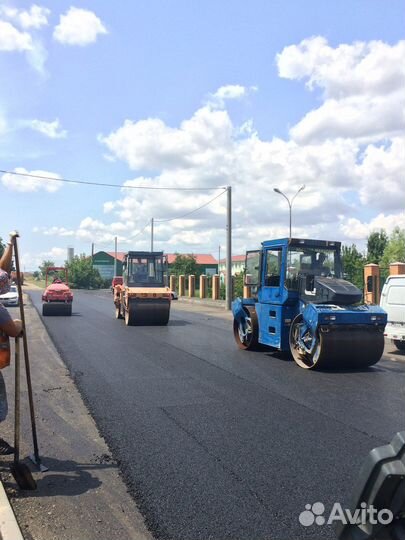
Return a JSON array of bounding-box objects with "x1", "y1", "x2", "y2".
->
[{"x1": 0, "y1": 233, "x2": 23, "y2": 455}]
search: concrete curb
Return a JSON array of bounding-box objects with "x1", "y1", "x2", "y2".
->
[
  {"x1": 177, "y1": 297, "x2": 226, "y2": 308},
  {"x1": 0, "y1": 481, "x2": 24, "y2": 540}
]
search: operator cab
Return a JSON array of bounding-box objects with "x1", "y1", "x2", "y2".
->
[
  {"x1": 244, "y1": 239, "x2": 339, "y2": 292},
  {"x1": 243, "y1": 239, "x2": 360, "y2": 306},
  {"x1": 123, "y1": 251, "x2": 168, "y2": 288}
]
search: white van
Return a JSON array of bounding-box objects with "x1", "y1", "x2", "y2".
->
[{"x1": 380, "y1": 275, "x2": 405, "y2": 351}]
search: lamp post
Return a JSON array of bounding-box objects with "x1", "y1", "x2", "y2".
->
[{"x1": 273, "y1": 185, "x2": 305, "y2": 239}]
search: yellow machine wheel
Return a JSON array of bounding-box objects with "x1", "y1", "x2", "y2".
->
[{"x1": 124, "y1": 304, "x2": 135, "y2": 326}]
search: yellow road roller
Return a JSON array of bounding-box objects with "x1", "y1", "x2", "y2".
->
[{"x1": 114, "y1": 251, "x2": 171, "y2": 326}]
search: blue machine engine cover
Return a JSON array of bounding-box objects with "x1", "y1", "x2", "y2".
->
[{"x1": 301, "y1": 303, "x2": 387, "y2": 333}]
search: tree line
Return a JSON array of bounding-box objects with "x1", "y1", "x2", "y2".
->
[
  {"x1": 2, "y1": 227, "x2": 404, "y2": 293},
  {"x1": 34, "y1": 255, "x2": 107, "y2": 289},
  {"x1": 341, "y1": 227, "x2": 405, "y2": 289}
]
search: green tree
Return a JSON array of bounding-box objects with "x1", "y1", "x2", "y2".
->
[
  {"x1": 367, "y1": 229, "x2": 388, "y2": 264},
  {"x1": 380, "y1": 227, "x2": 405, "y2": 269},
  {"x1": 66, "y1": 254, "x2": 104, "y2": 289},
  {"x1": 39, "y1": 260, "x2": 55, "y2": 277},
  {"x1": 170, "y1": 254, "x2": 200, "y2": 277},
  {"x1": 233, "y1": 272, "x2": 244, "y2": 299},
  {"x1": 341, "y1": 244, "x2": 365, "y2": 290}
]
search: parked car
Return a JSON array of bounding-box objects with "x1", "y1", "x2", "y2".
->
[
  {"x1": 0, "y1": 284, "x2": 19, "y2": 307},
  {"x1": 111, "y1": 276, "x2": 123, "y2": 291},
  {"x1": 380, "y1": 274, "x2": 405, "y2": 351}
]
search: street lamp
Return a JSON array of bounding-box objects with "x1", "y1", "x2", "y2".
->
[{"x1": 273, "y1": 185, "x2": 305, "y2": 239}]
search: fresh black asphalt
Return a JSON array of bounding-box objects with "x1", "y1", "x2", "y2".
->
[{"x1": 29, "y1": 290, "x2": 405, "y2": 540}]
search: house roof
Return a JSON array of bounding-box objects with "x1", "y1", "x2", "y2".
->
[
  {"x1": 105, "y1": 251, "x2": 126, "y2": 262},
  {"x1": 166, "y1": 253, "x2": 217, "y2": 265},
  {"x1": 99, "y1": 251, "x2": 218, "y2": 265},
  {"x1": 219, "y1": 255, "x2": 245, "y2": 263}
]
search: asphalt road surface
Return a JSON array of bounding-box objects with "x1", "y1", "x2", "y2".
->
[{"x1": 29, "y1": 290, "x2": 405, "y2": 540}]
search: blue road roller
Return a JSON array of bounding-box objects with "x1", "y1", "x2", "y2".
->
[{"x1": 232, "y1": 238, "x2": 387, "y2": 369}]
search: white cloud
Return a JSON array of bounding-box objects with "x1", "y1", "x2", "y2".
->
[
  {"x1": 277, "y1": 37, "x2": 405, "y2": 99},
  {"x1": 22, "y1": 246, "x2": 68, "y2": 270},
  {"x1": 100, "y1": 105, "x2": 233, "y2": 172},
  {"x1": 340, "y1": 213, "x2": 405, "y2": 241},
  {"x1": 17, "y1": 5, "x2": 50, "y2": 29},
  {"x1": 97, "y1": 62, "x2": 404, "y2": 248},
  {"x1": 0, "y1": 5, "x2": 50, "y2": 29},
  {"x1": 277, "y1": 38, "x2": 405, "y2": 144},
  {"x1": 33, "y1": 38, "x2": 404, "y2": 255},
  {"x1": 290, "y1": 94, "x2": 405, "y2": 143},
  {"x1": 33, "y1": 217, "x2": 141, "y2": 246},
  {"x1": 208, "y1": 84, "x2": 257, "y2": 108},
  {"x1": 53, "y1": 7, "x2": 107, "y2": 46},
  {"x1": 213, "y1": 84, "x2": 248, "y2": 100},
  {"x1": 1, "y1": 168, "x2": 62, "y2": 192},
  {"x1": 47, "y1": 247, "x2": 66, "y2": 258},
  {"x1": 0, "y1": 17, "x2": 47, "y2": 74},
  {"x1": 29, "y1": 118, "x2": 67, "y2": 138},
  {"x1": 38, "y1": 226, "x2": 75, "y2": 237},
  {"x1": 355, "y1": 137, "x2": 405, "y2": 211},
  {"x1": 0, "y1": 20, "x2": 33, "y2": 51},
  {"x1": 25, "y1": 38, "x2": 48, "y2": 75}
]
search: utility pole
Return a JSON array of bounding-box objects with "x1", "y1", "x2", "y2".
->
[
  {"x1": 91, "y1": 243, "x2": 94, "y2": 259},
  {"x1": 226, "y1": 186, "x2": 232, "y2": 310},
  {"x1": 114, "y1": 236, "x2": 117, "y2": 276},
  {"x1": 151, "y1": 218, "x2": 154, "y2": 252}
]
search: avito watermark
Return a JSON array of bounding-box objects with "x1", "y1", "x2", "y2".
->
[{"x1": 299, "y1": 501, "x2": 394, "y2": 527}]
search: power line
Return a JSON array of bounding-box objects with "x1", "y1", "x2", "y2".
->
[
  {"x1": 0, "y1": 169, "x2": 225, "y2": 191},
  {"x1": 132, "y1": 221, "x2": 150, "y2": 239},
  {"x1": 155, "y1": 189, "x2": 227, "y2": 223}
]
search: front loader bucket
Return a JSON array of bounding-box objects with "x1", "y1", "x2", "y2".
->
[{"x1": 42, "y1": 303, "x2": 72, "y2": 317}]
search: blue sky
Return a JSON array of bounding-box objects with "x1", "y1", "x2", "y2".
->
[{"x1": 0, "y1": 0, "x2": 404, "y2": 269}]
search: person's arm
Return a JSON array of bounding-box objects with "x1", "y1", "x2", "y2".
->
[
  {"x1": 0, "y1": 231, "x2": 18, "y2": 273},
  {"x1": 0, "y1": 304, "x2": 22, "y2": 338},
  {"x1": 1, "y1": 319, "x2": 22, "y2": 338}
]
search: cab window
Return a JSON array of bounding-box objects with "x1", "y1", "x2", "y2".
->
[
  {"x1": 264, "y1": 249, "x2": 282, "y2": 287},
  {"x1": 245, "y1": 251, "x2": 260, "y2": 285}
]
